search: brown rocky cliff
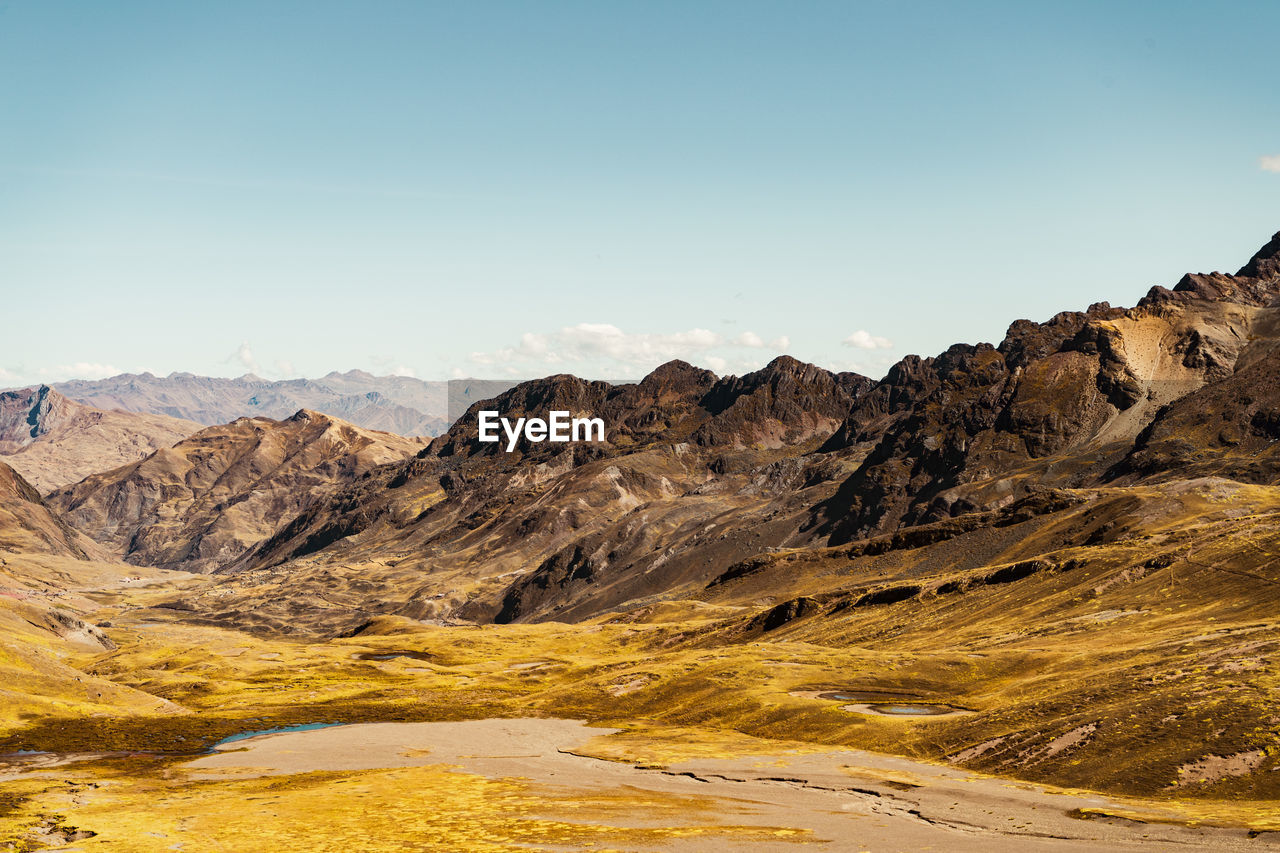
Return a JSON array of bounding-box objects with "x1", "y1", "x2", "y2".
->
[
  {"x1": 198, "y1": 357, "x2": 871, "y2": 626},
  {"x1": 433, "y1": 357, "x2": 869, "y2": 463},
  {"x1": 810, "y1": 231, "x2": 1280, "y2": 543},
  {"x1": 691, "y1": 356, "x2": 873, "y2": 448}
]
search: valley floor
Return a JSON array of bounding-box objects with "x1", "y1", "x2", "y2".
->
[
  {"x1": 0, "y1": 557, "x2": 1278, "y2": 852},
  {"x1": 5, "y1": 717, "x2": 1273, "y2": 852}
]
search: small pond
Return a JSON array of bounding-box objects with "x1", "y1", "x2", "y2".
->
[
  {"x1": 816, "y1": 691, "x2": 970, "y2": 717},
  {"x1": 351, "y1": 650, "x2": 434, "y2": 662},
  {"x1": 214, "y1": 722, "x2": 349, "y2": 748}
]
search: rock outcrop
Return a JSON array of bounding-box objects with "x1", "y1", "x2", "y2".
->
[{"x1": 809, "y1": 232, "x2": 1280, "y2": 542}]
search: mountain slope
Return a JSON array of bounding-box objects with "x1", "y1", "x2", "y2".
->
[
  {"x1": 17, "y1": 228, "x2": 1280, "y2": 807},
  {"x1": 48, "y1": 410, "x2": 427, "y2": 573},
  {"x1": 0, "y1": 460, "x2": 107, "y2": 559},
  {"x1": 0, "y1": 386, "x2": 201, "y2": 492},
  {"x1": 0, "y1": 459, "x2": 195, "y2": 733}
]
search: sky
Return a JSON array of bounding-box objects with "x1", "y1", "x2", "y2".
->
[{"x1": 2, "y1": 0, "x2": 1278, "y2": 385}]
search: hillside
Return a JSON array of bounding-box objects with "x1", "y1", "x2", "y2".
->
[
  {"x1": 0, "y1": 386, "x2": 200, "y2": 492},
  {"x1": 0, "y1": 460, "x2": 105, "y2": 559},
  {"x1": 112, "y1": 356, "x2": 870, "y2": 631},
  {"x1": 48, "y1": 410, "x2": 427, "y2": 573}
]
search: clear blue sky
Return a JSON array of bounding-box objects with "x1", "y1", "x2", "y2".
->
[{"x1": 2, "y1": 0, "x2": 1277, "y2": 384}]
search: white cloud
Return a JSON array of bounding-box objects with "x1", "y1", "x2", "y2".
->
[
  {"x1": 35, "y1": 362, "x2": 122, "y2": 381},
  {"x1": 729, "y1": 331, "x2": 791, "y2": 351},
  {"x1": 228, "y1": 341, "x2": 260, "y2": 374},
  {"x1": 2, "y1": 363, "x2": 126, "y2": 385},
  {"x1": 1262, "y1": 155, "x2": 1280, "y2": 173},
  {"x1": 470, "y1": 323, "x2": 724, "y2": 369},
  {"x1": 466, "y1": 323, "x2": 798, "y2": 378},
  {"x1": 274, "y1": 360, "x2": 297, "y2": 377},
  {"x1": 843, "y1": 329, "x2": 894, "y2": 350},
  {"x1": 391, "y1": 365, "x2": 417, "y2": 377}
]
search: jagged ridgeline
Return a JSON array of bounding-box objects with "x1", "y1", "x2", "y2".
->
[{"x1": 44, "y1": 230, "x2": 1280, "y2": 638}]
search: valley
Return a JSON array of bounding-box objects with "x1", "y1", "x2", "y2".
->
[{"x1": 1, "y1": 233, "x2": 1279, "y2": 848}]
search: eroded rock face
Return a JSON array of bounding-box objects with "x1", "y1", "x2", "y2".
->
[
  {"x1": 434, "y1": 357, "x2": 871, "y2": 462},
  {"x1": 129, "y1": 357, "x2": 872, "y2": 631},
  {"x1": 1108, "y1": 343, "x2": 1280, "y2": 485},
  {"x1": 693, "y1": 356, "x2": 874, "y2": 448},
  {"x1": 47, "y1": 410, "x2": 426, "y2": 572}
]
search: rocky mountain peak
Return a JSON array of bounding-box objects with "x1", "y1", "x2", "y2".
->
[
  {"x1": 749, "y1": 355, "x2": 853, "y2": 388},
  {"x1": 0, "y1": 385, "x2": 73, "y2": 450},
  {"x1": 48, "y1": 409, "x2": 424, "y2": 572},
  {"x1": 1236, "y1": 229, "x2": 1280, "y2": 280},
  {"x1": 287, "y1": 408, "x2": 326, "y2": 424},
  {"x1": 1158, "y1": 231, "x2": 1280, "y2": 307},
  {"x1": 635, "y1": 360, "x2": 718, "y2": 394}
]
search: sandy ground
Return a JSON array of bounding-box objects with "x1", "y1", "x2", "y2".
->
[{"x1": 182, "y1": 718, "x2": 1277, "y2": 852}]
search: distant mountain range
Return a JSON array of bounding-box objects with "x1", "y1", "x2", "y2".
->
[{"x1": 28, "y1": 371, "x2": 524, "y2": 437}]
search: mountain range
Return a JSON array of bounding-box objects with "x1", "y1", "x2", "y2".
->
[{"x1": 85, "y1": 231, "x2": 1279, "y2": 634}]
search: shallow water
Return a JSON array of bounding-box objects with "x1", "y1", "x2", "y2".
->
[
  {"x1": 351, "y1": 650, "x2": 434, "y2": 662},
  {"x1": 867, "y1": 703, "x2": 955, "y2": 716},
  {"x1": 214, "y1": 722, "x2": 348, "y2": 747},
  {"x1": 820, "y1": 691, "x2": 894, "y2": 703},
  {"x1": 817, "y1": 691, "x2": 966, "y2": 716},
  {"x1": 0, "y1": 723, "x2": 354, "y2": 774}
]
